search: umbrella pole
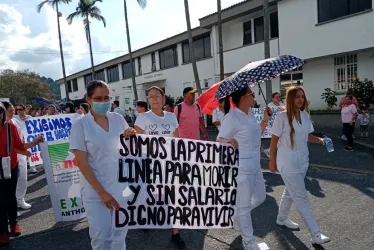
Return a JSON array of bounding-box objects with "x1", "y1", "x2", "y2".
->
[{"x1": 258, "y1": 84, "x2": 268, "y2": 105}]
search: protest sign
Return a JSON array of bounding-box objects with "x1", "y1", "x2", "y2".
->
[
  {"x1": 22, "y1": 114, "x2": 75, "y2": 166},
  {"x1": 113, "y1": 135, "x2": 239, "y2": 229},
  {"x1": 252, "y1": 106, "x2": 284, "y2": 138},
  {"x1": 40, "y1": 140, "x2": 86, "y2": 222}
]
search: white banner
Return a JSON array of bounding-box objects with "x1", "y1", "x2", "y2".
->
[
  {"x1": 22, "y1": 114, "x2": 75, "y2": 166},
  {"x1": 113, "y1": 135, "x2": 239, "y2": 229},
  {"x1": 40, "y1": 140, "x2": 86, "y2": 222},
  {"x1": 252, "y1": 106, "x2": 285, "y2": 138}
]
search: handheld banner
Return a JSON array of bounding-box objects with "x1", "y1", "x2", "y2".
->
[
  {"x1": 22, "y1": 114, "x2": 75, "y2": 166},
  {"x1": 40, "y1": 140, "x2": 86, "y2": 222},
  {"x1": 113, "y1": 135, "x2": 239, "y2": 229},
  {"x1": 252, "y1": 106, "x2": 284, "y2": 138}
]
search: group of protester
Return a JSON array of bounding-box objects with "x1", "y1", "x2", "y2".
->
[{"x1": 2, "y1": 78, "x2": 370, "y2": 249}]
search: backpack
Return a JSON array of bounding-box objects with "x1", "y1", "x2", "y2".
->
[{"x1": 177, "y1": 102, "x2": 201, "y2": 122}]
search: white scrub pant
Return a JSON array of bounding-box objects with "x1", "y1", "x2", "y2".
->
[
  {"x1": 16, "y1": 156, "x2": 28, "y2": 202},
  {"x1": 277, "y1": 168, "x2": 320, "y2": 235},
  {"x1": 86, "y1": 200, "x2": 128, "y2": 250},
  {"x1": 236, "y1": 166, "x2": 266, "y2": 244}
]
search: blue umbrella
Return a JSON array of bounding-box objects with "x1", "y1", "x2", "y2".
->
[{"x1": 215, "y1": 55, "x2": 305, "y2": 102}]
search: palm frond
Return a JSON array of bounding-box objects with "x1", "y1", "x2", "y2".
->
[
  {"x1": 66, "y1": 11, "x2": 81, "y2": 25},
  {"x1": 90, "y1": 6, "x2": 102, "y2": 15},
  {"x1": 136, "y1": 0, "x2": 147, "y2": 9},
  {"x1": 90, "y1": 13, "x2": 106, "y2": 27},
  {"x1": 36, "y1": 0, "x2": 51, "y2": 13}
]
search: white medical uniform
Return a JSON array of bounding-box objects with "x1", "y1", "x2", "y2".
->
[
  {"x1": 218, "y1": 108, "x2": 266, "y2": 245},
  {"x1": 135, "y1": 111, "x2": 178, "y2": 137},
  {"x1": 212, "y1": 107, "x2": 225, "y2": 131},
  {"x1": 11, "y1": 118, "x2": 28, "y2": 203},
  {"x1": 271, "y1": 111, "x2": 320, "y2": 235},
  {"x1": 69, "y1": 112, "x2": 129, "y2": 250}
]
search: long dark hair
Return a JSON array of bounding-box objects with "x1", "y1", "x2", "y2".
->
[
  {"x1": 223, "y1": 87, "x2": 248, "y2": 114},
  {"x1": 80, "y1": 103, "x2": 89, "y2": 113},
  {"x1": 65, "y1": 102, "x2": 76, "y2": 113},
  {"x1": 0, "y1": 103, "x2": 6, "y2": 124}
]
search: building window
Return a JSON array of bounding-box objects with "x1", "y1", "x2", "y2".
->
[
  {"x1": 334, "y1": 54, "x2": 357, "y2": 92},
  {"x1": 95, "y1": 70, "x2": 105, "y2": 81},
  {"x1": 182, "y1": 34, "x2": 211, "y2": 63},
  {"x1": 243, "y1": 20, "x2": 252, "y2": 45},
  {"x1": 280, "y1": 66, "x2": 304, "y2": 97},
  {"x1": 270, "y1": 11, "x2": 279, "y2": 38},
  {"x1": 67, "y1": 80, "x2": 72, "y2": 93},
  {"x1": 138, "y1": 58, "x2": 142, "y2": 75},
  {"x1": 318, "y1": 0, "x2": 372, "y2": 23},
  {"x1": 122, "y1": 61, "x2": 134, "y2": 79},
  {"x1": 159, "y1": 46, "x2": 178, "y2": 69},
  {"x1": 254, "y1": 16, "x2": 264, "y2": 42},
  {"x1": 151, "y1": 53, "x2": 156, "y2": 71},
  {"x1": 107, "y1": 65, "x2": 119, "y2": 83},
  {"x1": 72, "y1": 79, "x2": 78, "y2": 92},
  {"x1": 84, "y1": 74, "x2": 92, "y2": 86}
]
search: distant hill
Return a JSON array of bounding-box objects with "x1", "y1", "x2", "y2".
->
[{"x1": 40, "y1": 76, "x2": 61, "y2": 100}]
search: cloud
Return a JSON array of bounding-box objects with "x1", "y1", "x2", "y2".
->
[{"x1": 0, "y1": 3, "x2": 119, "y2": 80}]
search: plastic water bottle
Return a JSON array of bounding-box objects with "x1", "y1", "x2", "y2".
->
[{"x1": 323, "y1": 136, "x2": 334, "y2": 153}]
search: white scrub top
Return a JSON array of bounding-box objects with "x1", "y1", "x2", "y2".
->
[
  {"x1": 212, "y1": 107, "x2": 225, "y2": 131},
  {"x1": 271, "y1": 111, "x2": 314, "y2": 173},
  {"x1": 135, "y1": 111, "x2": 178, "y2": 137},
  {"x1": 218, "y1": 108, "x2": 261, "y2": 173},
  {"x1": 69, "y1": 112, "x2": 129, "y2": 201}
]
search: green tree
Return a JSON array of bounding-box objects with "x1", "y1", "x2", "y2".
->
[
  {"x1": 37, "y1": 0, "x2": 71, "y2": 101},
  {"x1": 321, "y1": 88, "x2": 337, "y2": 110},
  {"x1": 351, "y1": 78, "x2": 374, "y2": 109},
  {"x1": 123, "y1": 0, "x2": 147, "y2": 102},
  {"x1": 0, "y1": 70, "x2": 54, "y2": 104},
  {"x1": 67, "y1": 0, "x2": 106, "y2": 78}
]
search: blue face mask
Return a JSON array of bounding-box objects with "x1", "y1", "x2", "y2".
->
[{"x1": 91, "y1": 102, "x2": 110, "y2": 115}]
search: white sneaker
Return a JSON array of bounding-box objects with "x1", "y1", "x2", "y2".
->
[
  {"x1": 17, "y1": 211, "x2": 21, "y2": 217},
  {"x1": 243, "y1": 240, "x2": 269, "y2": 250},
  {"x1": 276, "y1": 218, "x2": 299, "y2": 229},
  {"x1": 311, "y1": 231, "x2": 331, "y2": 245},
  {"x1": 341, "y1": 135, "x2": 347, "y2": 140},
  {"x1": 29, "y1": 167, "x2": 38, "y2": 174},
  {"x1": 18, "y1": 199, "x2": 32, "y2": 210}
]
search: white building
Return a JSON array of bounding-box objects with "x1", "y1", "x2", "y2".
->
[{"x1": 56, "y1": 0, "x2": 374, "y2": 111}]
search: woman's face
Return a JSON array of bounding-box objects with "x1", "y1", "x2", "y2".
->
[
  {"x1": 241, "y1": 88, "x2": 255, "y2": 108},
  {"x1": 147, "y1": 89, "x2": 164, "y2": 110},
  {"x1": 272, "y1": 93, "x2": 281, "y2": 105},
  {"x1": 65, "y1": 107, "x2": 71, "y2": 113},
  {"x1": 294, "y1": 89, "x2": 305, "y2": 109},
  {"x1": 6, "y1": 105, "x2": 14, "y2": 120},
  {"x1": 87, "y1": 86, "x2": 111, "y2": 107}
]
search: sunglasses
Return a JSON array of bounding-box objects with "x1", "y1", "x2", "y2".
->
[{"x1": 16, "y1": 109, "x2": 23, "y2": 111}]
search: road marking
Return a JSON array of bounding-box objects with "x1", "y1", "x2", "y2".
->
[{"x1": 260, "y1": 157, "x2": 374, "y2": 175}]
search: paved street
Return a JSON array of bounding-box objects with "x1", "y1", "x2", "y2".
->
[{"x1": 3, "y1": 131, "x2": 374, "y2": 250}]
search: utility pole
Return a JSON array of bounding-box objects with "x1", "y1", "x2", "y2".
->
[{"x1": 263, "y1": 0, "x2": 272, "y2": 103}]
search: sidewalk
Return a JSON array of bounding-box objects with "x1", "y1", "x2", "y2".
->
[{"x1": 314, "y1": 126, "x2": 374, "y2": 154}]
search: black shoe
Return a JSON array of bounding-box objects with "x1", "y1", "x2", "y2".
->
[
  {"x1": 171, "y1": 233, "x2": 186, "y2": 249},
  {"x1": 343, "y1": 146, "x2": 353, "y2": 151}
]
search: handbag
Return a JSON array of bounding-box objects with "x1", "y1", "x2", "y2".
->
[{"x1": 0, "y1": 122, "x2": 12, "y2": 180}]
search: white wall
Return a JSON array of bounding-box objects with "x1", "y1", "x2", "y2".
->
[{"x1": 278, "y1": 0, "x2": 374, "y2": 59}]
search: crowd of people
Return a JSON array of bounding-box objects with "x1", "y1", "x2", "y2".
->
[{"x1": 0, "y1": 78, "x2": 371, "y2": 249}]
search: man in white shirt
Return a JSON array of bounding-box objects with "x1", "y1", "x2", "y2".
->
[
  {"x1": 212, "y1": 98, "x2": 225, "y2": 131},
  {"x1": 112, "y1": 101, "x2": 125, "y2": 117}
]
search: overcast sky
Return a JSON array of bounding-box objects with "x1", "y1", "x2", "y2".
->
[{"x1": 0, "y1": 0, "x2": 243, "y2": 80}]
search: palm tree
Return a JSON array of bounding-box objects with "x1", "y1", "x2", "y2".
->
[
  {"x1": 37, "y1": 0, "x2": 71, "y2": 101},
  {"x1": 124, "y1": 0, "x2": 147, "y2": 102},
  {"x1": 217, "y1": 0, "x2": 224, "y2": 81},
  {"x1": 67, "y1": 0, "x2": 106, "y2": 78},
  {"x1": 263, "y1": 0, "x2": 272, "y2": 101},
  {"x1": 184, "y1": 0, "x2": 202, "y2": 93}
]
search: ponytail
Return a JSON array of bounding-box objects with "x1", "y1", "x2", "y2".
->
[{"x1": 223, "y1": 96, "x2": 231, "y2": 114}]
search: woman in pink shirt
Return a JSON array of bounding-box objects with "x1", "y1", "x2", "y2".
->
[{"x1": 341, "y1": 96, "x2": 358, "y2": 151}]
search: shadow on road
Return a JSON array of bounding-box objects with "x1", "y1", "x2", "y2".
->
[{"x1": 18, "y1": 195, "x2": 51, "y2": 220}]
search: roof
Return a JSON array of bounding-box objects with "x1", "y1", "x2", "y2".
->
[{"x1": 199, "y1": 0, "x2": 251, "y2": 20}]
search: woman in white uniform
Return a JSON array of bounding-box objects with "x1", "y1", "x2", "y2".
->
[
  {"x1": 70, "y1": 80, "x2": 136, "y2": 250},
  {"x1": 269, "y1": 86, "x2": 330, "y2": 245},
  {"x1": 217, "y1": 87, "x2": 271, "y2": 250},
  {"x1": 134, "y1": 86, "x2": 186, "y2": 249}
]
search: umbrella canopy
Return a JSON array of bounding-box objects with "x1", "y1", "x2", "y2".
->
[
  {"x1": 215, "y1": 55, "x2": 305, "y2": 100},
  {"x1": 197, "y1": 82, "x2": 235, "y2": 116}
]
